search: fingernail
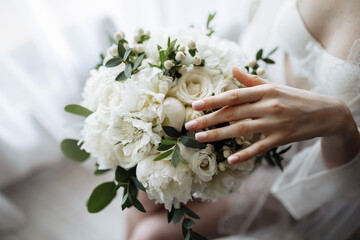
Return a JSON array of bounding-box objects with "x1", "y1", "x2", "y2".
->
[
  {"x1": 195, "y1": 132, "x2": 208, "y2": 141},
  {"x1": 185, "y1": 120, "x2": 197, "y2": 130},
  {"x1": 192, "y1": 100, "x2": 205, "y2": 109},
  {"x1": 228, "y1": 155, "x2": 239, "y2": 164}
]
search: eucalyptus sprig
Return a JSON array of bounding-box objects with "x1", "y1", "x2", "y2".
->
[
  {"x1": 206, "y1": 12, "x2": 216, "y2": 37},
  {"x1": 245, "y1": 47, "x2": 278, "y2": 75}
]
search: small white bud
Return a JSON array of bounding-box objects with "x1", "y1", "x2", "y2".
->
[
  {"x1": 235, "y1": 136, "x2": 245, "y2": 145},
  {"x1": 178, "y1": 45, "x2": 186, "y2": 52},
  {"x1": 135, "y1": 44, "x2": 144, "y2": 53},
  {"x1": 247, "y1": 59, "x2": 256, "y2": 68},
  {"x1": 218, "y1": 162, "x2": 227, "y2": 172},
  {"x1": 134, "y1": 35, "x2": 141, "y2": 43},
  {"x1": 242, "y1": 141, "x2": 251, "y2": 148},
  {"x1": 222, "y1": 146, "x2": 231, "y2": 151},
  {"x1": 145, "y1": 30, "x2": 151, "y2": 36},
  {"x1": 223, "y1": 149, "x2": 232, "y2": 158},
  {"x1": 124, "y1": 43, "x2": 130, "y2": 50},
  {"x1": 193, "y1": 56, "x2": 201, "y2": 65},
  {"x1": 164, "y1": 60, "x2": 174, "y2": 70},
  {"x1": 178, "y1": 65, "x2": 187, "y2": 75},
  {"x1": 188, "y1": 40, "x2": 196, "y2": 49},
  {"x1": 256, "y1": 67, "x2": 265, "y2": 76},
  {"x1": 175, "y1": 52, "x2": 185, "y2": 62},
  {"x1": 137, "y1": 28, "x2": 144, "y2": 36},
  {"x1": 205, "y1": 144, "x2": 215, "y2": 153},
  {"x1": 109, "y1": 45, "x2": 118, "y2": 56},
  {"x1": 114, "y1": 31, "x2": 125, "y2": 41}
]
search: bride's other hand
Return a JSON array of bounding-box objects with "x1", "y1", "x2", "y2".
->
[{"x1": 185, "y1": 67, "x2": 360, "y2": 167}]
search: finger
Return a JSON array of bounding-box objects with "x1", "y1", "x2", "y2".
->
[
  {"x1": 194, "y1": 119, "x2": 271, "y2": 142},
  {"x1": 185, "y1": 103, "x2": 263, "y2": 131},
  {"x1": 192, "y1": 87, "x2": 265, "y2": 111},
  {"x1": 227, "y1": 135, "x2": 278, "y2": 164},
  {"x1": 232, "y1": 67, "x2": 270, "y2": 87}
]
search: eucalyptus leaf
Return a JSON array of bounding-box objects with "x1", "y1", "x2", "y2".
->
[
  {"x1": 263, "y1": 58, "x2": 275, "y2": 64},
  {"x1": 64, "y1": 104, "x2": 93, "y2": 117},
  {"x1": 159, "y1": 50, "x2": 166, "y2": 65},
  {"x1": 94, "y1": 169, "x2": 110, "y2": 175},
  {"x1": 121, "y1": 191, "x2": 129, "y2": 205},
  {"x1": 115, "y1": 71, "x2": 127, "y2": 81},
  {"x1": 154, "y1": 149, "x2": 174, "y2": 161},
  {"x1": 184, "y1": 231, "x2": 191, "y2": 240},
  {"x1": 183, "y1": 218, "x2": 195, "y2": 230},
  {"x1": 115, "y1": 166, "x2": 130, "y2": 183},
  {"x1": 182, "y1": 205, "x2": 200, "y2": 219},
  {"x1": 169, "y1": 39, "x2": 177, "y2": 52},
  {"x1": 123, "y1": 48, "x2": 132, "y2": 61},
  {"x1": 180, "y1": 136, "x2": 206, "y2": 149},
  {"x1": 61, "y1": 139, "x2": 90, "y2": 162},
  {"x1": 266, "y1": 46, "x2": 279, "y2": 57},
  {"x1": 256, "y1": 49, "x2": 263, "y2": 60},
  {"x1": 124, "y1": 64, "x2": 132, "y2": 78},
  {"x1": 129, "y1": 194, "x2": 146, "y2": 213},
  {"x1": 167, "y1": 209, "x2": 174, "y2": 223},
  {"x1": 157, "y1": 143, "x2": 175, "y2": 151},
  {"x1": 118, "y1": 41, "x2": 126, "y2": 58},
  {"x1": 172, "y1": 145, "x2": 186, "y2": 167},
  {"x1": 105, "y1": 57, "x2": 122, "y2": 67},
  {"x1": 191, "y1": 231, "x2": 208, "y2": 240},
  {"x1": 278, "y1": 145, "x2": 292, "y2": 155},
  {"x1": 87, "y1": 181, "x2": 116, "y2": 213},
  {"x1": 134, "y1": 53, "x2": 145, "y2": 70},
  {"x1": 131, "y1": 176, "x2": 146, "y2": 192},
  {"x1": 173, "y1": 208, "x2": 183, "y2": 224},
  {"x1": 162, "y1": 126, "x2": 180, "y2": 138}
]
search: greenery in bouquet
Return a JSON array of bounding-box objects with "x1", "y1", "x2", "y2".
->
[{"x1": 61, "y1": 13, "x2": 289, "y2": 240}]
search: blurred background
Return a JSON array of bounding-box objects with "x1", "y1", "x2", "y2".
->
[{"x1": 0, "y1": 0, "x2": 255, "y2": 239}]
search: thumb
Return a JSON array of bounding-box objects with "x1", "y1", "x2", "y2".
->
[{"x1": 232, "y1": 67, "x2": 269, "y2": 87}]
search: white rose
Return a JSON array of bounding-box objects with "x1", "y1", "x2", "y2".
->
[
  {"x1": 136, "y1": 156, "x2": 193, "y2": 210},
  {"x1": 185, "y1": 107, "x2": 203, "y2": 122},
  {"x1": 168, "y1": 67, "x2": 215, "y2": 105},
  {"x1": 162, "y1": 97, "x2": 185, "y2": 132},
  {"x1": 190, "y1": 149, "x2": 217, "y2": 182}
]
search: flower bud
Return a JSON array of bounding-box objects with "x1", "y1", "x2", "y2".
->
[
  {"x1": 175, "y1": 52, "x2": 185, "y2": 62},
  {"x1": 205, "y1": 144, "x2": 215, "y2": 154},
  {"x1": 223, "y1": 150, "x2": 232, "y2": 158},
  {"x1": 188, "y1": 40, "x2": 196, "y2": 49},
  {"x1": 124, "y1": 43, "x2": 130, "y2": 50},
  {"x1": 145, "y1": 30, "x2": 151, "y2": 36},
  {"x1": 135, "y1": 44, "x2": 144, "y2": 53},
  {"x1": 242, "y1": 141, "x2": 251, "y2": 148},
  {"x1": 222, "y1": 146, "x2": 231, "y2": 151},
  {"x1": 218, "y1": 162, "x2": 227, "y2": 171},
  {"x1": 114, "y1": 31, "x2": 125, "y2": 41},
  {"x1": 178, "y1": 45, "x2": 186, "y2": 52},
  {"x1": 109, "y1": 45, "x2": 118, "y2": 56},
  {"x1": 178, "y1": 65, "x2": 187, "y2": 75},
  {"x1": 137, "y1": 28, "x2": 144, "y2": 36},
  {"x1": 256, "y1": 67, "x2": 265, "y2": 76},
  {"x1": 235, "y1": 136, "x2": 245, "y2": 145},
  {"x1": 134, "y1": 35, "x2": 141, "y2": 43},
  {"x1": 247, "y1": 59, "x2": 256, "y2": 68},
  {"x1": 164, "y1": 60, "x2": 174, "y2": 70},
  {"x1": 193, "y1": 56, "x2": 201, "y2": 65}
]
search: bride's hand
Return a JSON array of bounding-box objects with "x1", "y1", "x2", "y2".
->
[{"x1": 185, "y1": 67, "x2": 359, "y2": 165}]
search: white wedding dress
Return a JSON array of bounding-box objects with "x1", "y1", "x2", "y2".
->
[{"x1": 218, "y1": 0, "x2": 360, "y2": 239}]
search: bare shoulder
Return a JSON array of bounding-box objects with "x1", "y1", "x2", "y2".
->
[{"x1": 298, "y1": 0, "x2": 360, "y2": 59}]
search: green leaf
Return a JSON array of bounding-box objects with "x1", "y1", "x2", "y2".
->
[
  {"x1": 173, "y1": 208, "x2": 183, "y2": 224},
  {"x1": 115, "y1": 166, "x2": 130, "y2": 183},
  {"x1": 161, "y1": 139, "x2": 178, "y2": 145},
  {"x1": 94, "y1": 169, "x2": 110, "y2": 175},
  {"x1": 64, "y1": 104, "x2": 93, "y2": 117},
  {"x1": 148, "y1": 62, "x2": 161, "y2": 69},
  {"x1": 105, "y1": 57, "x2": 122, "y2": 67},
  {"x1": 169, "y1": 39, "x2": 177, "y2": 52},
  {"x1": 131, "y1": 176, "x2": 146, "y2": 192},
  {"x1": 121, "y1": 191, "x2": 129, "y2": 205},
  {"x1": 115, "y1": 71, "x2": 127, "y2": 81},
  {"x1": 61, "y1": 139, "x2": 90, "y2": 162},
  {"x1": 188, "y1": 48, "x2": 197, "y2": 57},
  {"x1": 184, "y1": 230, "x2": 191, "y2": 240},
  {"x1": 139, "y1": 35, "x2": 150, "y2": 43},
  {"x1": 154, "y1": 149, "x2": 174, "y2": 161},
  {"x1": 180, "y1": 136, "x2": 206, "y2": 149},
  {"x1": 167, "y1": 209, "x2": 174, "y2": 223},
  {"x1": 256, "y1": 49, "x2": 263, "y2": 61},
  {"x1": 191, "y1": 231, "x2": 208, "y2": 240},
  {"x1": 162, "y1": 126, "x2": 180, "y2": 138},
  {"x1": 118, "y1": 41, "x2": 126, "y2": 58},
  {"x1": 134, "y1": 53, "x2": 145, "y2": 70},
  {"x1": 172, "y1": 145, "x2": 186, "y2": 167},
  {"x1": 159, "y1": 50, "x2": 166, "y2": 65},
  {"x1": 123, "y1": 48, "x2": 132, "y2": 61},
  {"x1": 87, "y1": 181, "x2": 116, "y2": 213},
  {"x1": 206, "y1": 12, "x2": 216, "y2": 37},
  {"x1": 266, "y1": 46, "x2": 279, "y2": 57},
  {"x1": 129, "y1": 194, "x2": 146, "y2": 213},
  {"x1": 278, "y1": 145, "x2": 292, "y2": 155},
  {"x1": 157, "y1": 143, "x2": 175, "y2": 151},
  {"x1": 183, "y1": 218, "x2": 195, "y2": 230},
  {"x1": 124, "y1": 64, "x2": 132, "y2": 78},
  {"x1": 263, "y1": 58, "x2": 275, "y2": 64},
  {"x1": 182, "y1": 205, "x2": 200, "y2": 219}
]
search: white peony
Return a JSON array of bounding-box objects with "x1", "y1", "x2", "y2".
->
[
  {"x1": 190, "y1": 149, "x2": 217, "y2": 183},
  {"x1": 136, "y1": 156, "x2": 193, "y2": 210},
  {"x1": 162, "y1": 97, "x2": 185, "y2": 132},
  {"x1": 185, "y1": 107, "x2": 203, "y2": 122}
]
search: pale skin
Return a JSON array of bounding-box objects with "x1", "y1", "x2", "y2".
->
[{"x1": 127, "y1": 0, "x2": 360, "y2": 239}]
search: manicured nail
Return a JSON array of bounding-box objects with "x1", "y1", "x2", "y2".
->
[
  {"x1": 185, "y1": 120, "x2": 197, "y2": 130},
  {"x1": 195, "y1": 132, "x2": 208, "y2": 141},
  {"x1": 228, "y1": 155, "x2": 239, "y2": 164},
  {"x1": 192, "y1": 100, "x2": 205, "y2": 109}
]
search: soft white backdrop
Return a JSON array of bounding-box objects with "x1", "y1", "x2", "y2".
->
[{"x1": 0, "y1": 0, "x2": 254, "y2": 239}]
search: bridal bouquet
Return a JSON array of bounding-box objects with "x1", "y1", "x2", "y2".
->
[{"x1": 61, "y1": 14, "x2": 282, "y2": 239}]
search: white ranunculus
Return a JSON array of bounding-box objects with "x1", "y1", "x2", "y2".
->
[
  {"x1": 190, "y1": 149, "x2": 217, "y2": 182},
  {"x1": 136, "y1": 156, "x2": 193, "y2": 210},
  {"x1": 168, "y1": 67, "x2": 215, "y2": 105},
  {"x1": 162, "y1": 97, "x2": 185, "y2": 132},
  {"x1": 185, "y1": 107, "x2": 203, "y2": 122},
  {"x1": 214, "y1": 79, "x2": 239, "y2": 95}
]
